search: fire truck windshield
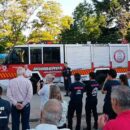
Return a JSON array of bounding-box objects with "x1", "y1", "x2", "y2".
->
[
  {"x1": 3, "y1": 46, "x2": 61, "y2": 65},
  {"x1": 4, "y1": 47, "x2": 29, "y2": 64}
]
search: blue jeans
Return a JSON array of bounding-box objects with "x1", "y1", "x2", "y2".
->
[{"x1": 11, "y1": 103, "x2": 30, "y2": 130}]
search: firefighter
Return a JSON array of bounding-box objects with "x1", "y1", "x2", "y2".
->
[
  {"x1": 68, "y1": 73, "x2": 85, "y2": 130},
  {"x1": 62, "y1": 62, "x2": 71, "y2": 96},
  {"x1": 102, "y1": 69, "x2": 120, "y2": 119},
  {"x1": 84, "y1": 72, "x2": 99, "y2": 130}
]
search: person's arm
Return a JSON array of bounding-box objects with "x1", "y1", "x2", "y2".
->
[
  {"x1": 101, "y1": 79, "x2": 109, "y2": 94},
  {"x1": 62, "y1": 68, "x2": 65, "y2": 77},
  {"x1": 7, "y1": 81, "x2": 17, "y2": 106},
  {"x1": 23, "y1": 80, "x2": 33, "y2": 106},
  {"x1": 69, "y1": 84, "x2": 73, "y2": 92},
  {"x1": 37, "y1": 81, "x2": 41, "y2": 93},
  {"x1": 38, "y1": 84, "x2": 46, "y2": 96},
  {"x1": 83, "y1": 83, "x2": 86, "y2": 93},
  {"x1": 7, "y1": 86, "x2": 24, "y2": 110},
  {"x1": 24, "y1": 69, "x2": 32, "y2": 78},
  {"x1": 28, "y1": 70, "x2": 32, "y2": 78},
  {"x1": 69, "y1": 68, "x2": 72, "y2": 76}
]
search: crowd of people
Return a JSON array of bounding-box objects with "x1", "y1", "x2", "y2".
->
[{"x1": 0, "y1": 64, "x2": 130, "y2": 130}]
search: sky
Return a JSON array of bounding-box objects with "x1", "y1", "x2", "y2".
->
[{"x1": 55, "y1": 0, "x2": 91, "y2": 16}]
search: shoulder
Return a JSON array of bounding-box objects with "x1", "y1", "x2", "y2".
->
[
  {"x1": 0, "y1": 98, "x2": 10, "y2": 106},
  {"x1": 44, "y1": 84, "x2": 50, "y2": 89},
  {"x1": 10, "y1": 77, "x2": 17, "y2": 82},
  {"x1": 40, "y1": 84, "x2": 49, "y2": 91},
  {"x1": 79, "y1": 82, "x2": 85, "y2": 86},
  {"x1": 104, "y1": 80, "x2": 111, "y2": 87},
  {"x1": 71, "y1": 82, "x2": 75, "y2": 86},
  {"x1": 25, "y1": 78, "x2": 32, "y2": 85},
  {"x1": 113, "y1": 80, "x2": 120, "y2": 84},
  {"x1": 0, "y1": 98, "x2": 9, "y2": 103}
]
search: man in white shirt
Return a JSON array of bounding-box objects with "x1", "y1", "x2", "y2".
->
[
  {"x1": 30, "y1": 99, "x2": 70, "y2": 130},
  {"x1": 7, "y1": 67, "x2": 33, "y2": 130},
  {"x1": 24, "y1": 65, "x2": 32, "y2": 79}
]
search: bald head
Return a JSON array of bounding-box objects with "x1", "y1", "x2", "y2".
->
[{"x1": 41, "y1": 99, "x2": 62, "y2": 125}]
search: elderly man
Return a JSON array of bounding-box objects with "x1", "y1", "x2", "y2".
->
[
  {"x1": 31, "y1": 99, "x2": 70, "y2": 130},
  {"x1": 7, "y1": 67, "x2": 33, "y2": 130},
  {"x1": 98, "y1": 86, "x2": 130, "y2": 130}
]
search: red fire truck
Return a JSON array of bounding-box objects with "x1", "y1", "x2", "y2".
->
[{"x1": 0, "y1": 43, "x2": 129, "y2": 88}]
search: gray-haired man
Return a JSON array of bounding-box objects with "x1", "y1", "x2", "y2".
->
[
  {"x1": 7, "y1": 67, "x2": 33, "y2": 130},
  {"x1": 98, "y1": 86, "x2": 130, "y2": 130},
  {"x1": 31, "y1": 99, "x2": 70, "y2": 130}
]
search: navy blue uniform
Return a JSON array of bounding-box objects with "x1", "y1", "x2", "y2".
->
[
  {"x1": 0, "y1": 97, "x2": 11, "y2": 130},
  {"x1": 103, "y1": 80, "x2": 120, "y2": 119},
  {"x1": 85, "y1": 80, "x2": 99, "y2": 130},
  {"x1": 62, "y1": 67, "x2": 71, "y2": 95},
  {"x1": 68, "y1": 81, "x2": 85, "y2": 130}
]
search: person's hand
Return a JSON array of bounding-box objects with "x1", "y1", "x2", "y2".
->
[
  {"x1": 37, "y1": 81, "x2": 41, "y2": 88},
  {"x1": 16, "y1": 103, "x2": 24, "y2": 110},
  {"x1": 98, "y1": 114, "x2": 109, "y2": 129}
]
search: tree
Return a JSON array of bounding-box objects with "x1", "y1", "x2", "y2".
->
[
  {"x1": 0, "y1": 0, "x2": 43, "y2": 49},
  {"x1": 61, "y1": 0, "x2": 106, "y2": 43},
  {"x1": 28, "y1": 1, "x2": 73, "y2": 43},
  {"x1": 92, "y1": 0, "x2": 130, "y2": 42},
  {"x1": 0, "y1": 0, "x2": 73, "y2": 50}
]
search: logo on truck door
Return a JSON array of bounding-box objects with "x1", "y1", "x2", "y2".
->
[{"x1": 114, "y1": 50, "x2": 125, "y2": 63}]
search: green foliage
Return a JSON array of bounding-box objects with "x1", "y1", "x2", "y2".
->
[
  {"x1": 61, "y1": 0, "x2": 106, "y2": 43},
  {"x1": 61, "y1": 0, "x2": 130, "y2": 43},
  {"x1": 92, "y1": 0, "x2": 130, "y2": 41},
  {"x1": 0, "y1": 0, "x2": 43, "y2": 49},
  {"x1": 29, "y1": 1, "x2": 73, "y2": 43},
  {"x1": 0, "y1": 0, "x2": 73, "y2": 50}
]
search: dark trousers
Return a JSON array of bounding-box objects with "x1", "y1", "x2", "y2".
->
[
  {"x1": 85, "y1": 99, "x2": 98, "y2": 130},
  {"x1": 103, "y1": 101, "x2": 116, "y2": 119},
  {"x1": 0, "y1": 126, "x2": 9, "y2": 130},
  {"x1": 11, "y1": 103, "x2": 30, "y2": 130},
  {"x1": 68, "y1": 101, "x2": 82, "y2": 130},
  {"x1": 64, "y1": 79, "x2": 71, "y2": 95}
]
